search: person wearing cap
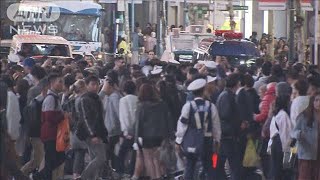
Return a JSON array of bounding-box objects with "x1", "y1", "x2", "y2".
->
[
  {"x1": 216, "y1": 73, "x2": 243, "y2": 180},
  {"x1": 175, "y1": 78, "x2": 221, "y2": 180},
  {"x1": 22, "y1": 57, "x2": 36, "y2": 86},
  {"x1": 149, "y1": 65, "x2": 163, "y2": 84},
  {"x1": 204, "y1": 76, "x2": 218, "y2": 103}
]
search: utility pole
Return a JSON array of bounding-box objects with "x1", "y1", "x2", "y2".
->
[
  {"x1": 124, "y1": 0, "x2": 130, "y2": 41},
  {"x1": 131, "y1": 0, "x2": 134, "y2": 33},
  {"x1": 156, "y1": 0, "x2": 163, "y2": 57},
  {"x1": 213, "y1": 0, "x2": 217, "y2": 29},
  {"x1": 268, "y1": 10, "x2": 274, "y2": 59},
  {"x1": 184, "y1": 0, "x2": 187, "y2": 28},
  {"x1": 288, "y1": 0, "x2": 295, "y2": 64},
  {"x1": 315, "y1": 0, "x2": 319, "y2": 65}
]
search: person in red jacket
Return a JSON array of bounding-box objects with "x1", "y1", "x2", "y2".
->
[
  {"x1": 34, "y1": 74, "x2": 65, "y2": 180},
  {"x1": 255, "y1": 82, "x2": 276, "y2": 123}
]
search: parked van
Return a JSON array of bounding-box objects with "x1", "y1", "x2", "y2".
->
[{"x1": 8, "y1": 34, "x2": 73, "y2": 62}]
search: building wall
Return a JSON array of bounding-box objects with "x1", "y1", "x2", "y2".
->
[
  {"x1": 252, "y1": 0, "x2": 264, "y2": 39},
  {"x1": 273, "y1": 10, "x2": 287, "y2": 39}
]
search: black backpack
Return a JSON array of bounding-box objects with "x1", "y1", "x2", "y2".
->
[
  {"x1": 24, "y1": 94, "x2": 58, "y2": 137},
  {"x1": 24, "y1": 98, "x2": 43, "y2": 137}
]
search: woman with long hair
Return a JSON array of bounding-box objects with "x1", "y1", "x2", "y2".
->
[
  {"x1": 293, "y1": 93, "x2": 320, "y2": 180},
  {"x1": 268, "y1": 94, "x2": 292, "y2": 180},
  {"x1": 135, "y1": 83, "x2": 173, "y2": 180}
]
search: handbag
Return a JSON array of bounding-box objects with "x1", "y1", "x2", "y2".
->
[
  {"x1": 243, "y1": 137, "x2": 260, "y2": 167},
  {"x1": 274, "y1": 121, "x2": 297, "y2": 169},
  {"x1": 56, "y1": 113, "x2": 70, "y2": 152},
  {"x1": 283, "y1": 147, "x2": 297, "y2": 169}
]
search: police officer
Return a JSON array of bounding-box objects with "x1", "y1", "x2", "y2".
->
[{"x1": 175, "y1": 78, "x2": 221, "y2": 180}]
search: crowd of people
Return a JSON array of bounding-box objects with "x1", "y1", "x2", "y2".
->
[
  {"x1": 1, "y1": 50, "x2": 320, "y2": 180},
  {"x1": 249, "y1": 31, "x2": 311, "y2": 66}
]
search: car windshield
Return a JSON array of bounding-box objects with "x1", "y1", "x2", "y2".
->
[
  {"x1": 20, "y1": 43, "x2": 70, "y2": 57},
  {"x1": 49, "y1": 15, "x2": 99, "y2": 42}
]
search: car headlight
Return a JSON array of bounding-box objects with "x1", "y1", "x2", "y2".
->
[
  {"x1": 240, "y1": 60, "x2": 245, "y2": 65},
  {"x1": 97, "y1": 54, "x2": 103, "y2": 59}
]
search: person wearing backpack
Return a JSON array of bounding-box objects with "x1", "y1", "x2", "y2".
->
[
  {"x1": 33, "y1": 74, "x2": 65, "y2": 180},
  {"x1": 175, "y1": 78, "x2": 221, "y2": 180},
  {"x1": 21, "y1": 78, "x2": 49, "y2": 176}
]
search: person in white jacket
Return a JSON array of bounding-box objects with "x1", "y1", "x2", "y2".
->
[
  {"x1": 4, "y1": 75, "x2": 21, "y2": 141},
  {"x1": 290, "y1": 79, "x2": 310, "y2": 128},
  {"x1": 268, "y1": 95, "x2": 292, "y2": 180},
  {"x1": 118, "y1": 80, "x2": 138, "y2": 176}
]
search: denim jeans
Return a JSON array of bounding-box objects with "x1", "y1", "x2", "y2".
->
[{"x1": 118, "y1": 138, "x2": 135, "y2": 174}]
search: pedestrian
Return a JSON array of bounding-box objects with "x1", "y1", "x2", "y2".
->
[
  {"x1": 176, "y1": 78, "x2": 221, "y2": 180},
  {"x1": 144, "y1": 30, "x2": 156, "y2": 54},
  {"x1": 307, "y1": 75, "x2": 320, "y2": 97},
  {"x1": 22, "y1": 57, "x2": 36, "y2": 86},
  {"x1": 3, "y1": 74, "x2": 21, "y2": 142},
  {"x1": 291, "y1": 79, "x2": 310, "y2": 128},
  {"x1": 100, "y1": 70, "x2": 122, "y2": 171},
  {"x1": 118, "y1": 80, "x2": 138, "y2": 175},
  {"x1": 113, "y1": 57, "x2": 126, "y2": 73},
  {"x1": 140, "y1": 50, "x2": 156, "y2": 67},
  {"x1": 0, "y1": 77, "x2": 29, "y2": 180},
  {"x1": 203, "y1": 76, "x2": 218, "y2": 103},
  {"x1": 27, "y1": 65, "x2": 47, "y2": 105},
  {"x1": 292, "y1": 93, "x2": 320, "y2": 180},
  {"x1": 135, "y1": 83, "x2": 173, "y2": 180},
  {"x1": 216, "y1": 73, "x2": 242, "y2": 180},
  {"x1": 21, "y1": 78, "x2": 49, "y2": 176},
  {"x1": 131, "y1": 27, "x2": 143, "y2": 65},
  {"x1": 255, "y1": 82, "x2": 276, "y2": 124},
  {"x1": 268, "y1": 91, "x2": 292, "y2": 180},
  {"x1": 254, "y1": 61, "x2": 272, "y2": 92},
  {"x1": 65, "y1": 79, "x2": 88, "y2": 179},
  {"x1": 76, "y1": 75, "x2": 108, "y2": 180},
  {"x1": 35, "y1": 73, "x2": 66, "y2": 180}
]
